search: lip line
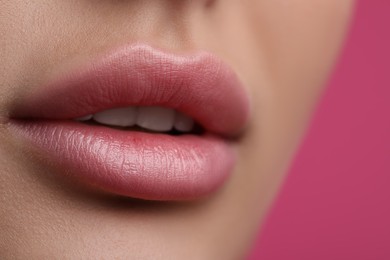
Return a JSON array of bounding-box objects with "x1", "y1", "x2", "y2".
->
[
  {"x1": 11, "y1": 44, "x2": 251, "y2": 138},
  {"x1": 10, "y1": 119, "x2": 237, "y2": 201},
  {"x1": 7, "y1": 44, "x2": 251, "y2": 200},
  {"x1": 12, "y1": 118, "x2": 209, "y2": 139}
]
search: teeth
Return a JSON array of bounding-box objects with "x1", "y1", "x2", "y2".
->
[
  {"x1": 93, "y1": 107, "x2": 137, "y2": 127},
  {"x1": 174, "y1": 112, "x2": 194, "y2": 132},
  {"x1": 137, "y1": 106, "x2": 175, "y2": 132},
  {"x1": 75, "y1": 106, "x2": 195, "y2": 133},
  {"x1": 75, "y1": 114, "x2": 93, "y2": 121}
]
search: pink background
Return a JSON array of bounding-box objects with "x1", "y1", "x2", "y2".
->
[{"x1": 248, "y1": 0, "x2": 390, "y2": 259}]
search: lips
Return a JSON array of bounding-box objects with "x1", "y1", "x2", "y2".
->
[{"x1": 9, "y1": 44, "x2": 251, "y2": 201}]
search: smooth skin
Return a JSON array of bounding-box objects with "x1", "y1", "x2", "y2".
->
[{"x1": 0, "y1": 1, "x2": 354, "y2": 259}]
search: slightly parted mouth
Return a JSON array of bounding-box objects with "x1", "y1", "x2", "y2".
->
[
  {"x1": 8, "y1": 44, "x2": 251, "y2": 201},
  {"x1": 11, "y1": 44, "x2": 250, "y2": 138}
]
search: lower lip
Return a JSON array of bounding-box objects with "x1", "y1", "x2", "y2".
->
[{"x1": 11, "y1": 120, "x2": 235, "y2": 201}]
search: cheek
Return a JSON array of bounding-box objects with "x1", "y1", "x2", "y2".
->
[
  {"x1": 240, "y1": 0, "x2": 354, "y2": 138},
  {"x1": 231, "y1": 0, "x2": 354, "y2": 211},
  {"x1": 254, "y1": 0, "x2": 354, "y2": 92}
]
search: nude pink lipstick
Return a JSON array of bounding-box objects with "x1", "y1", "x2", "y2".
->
[{"x1": 9, "y1": 45, "x2": 251, "y2": 201}]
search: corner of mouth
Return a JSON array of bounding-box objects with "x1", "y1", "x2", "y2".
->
[
  {"x1": 11, "y1": 43, "x2": 252, "y2": 138},
  {"x1": 7, "y1": 43, "x2": 251, "y2": 201}
]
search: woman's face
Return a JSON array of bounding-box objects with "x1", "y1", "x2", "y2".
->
[{"x1": 0, "y1": 1, "x2": 353, "y2": 259}]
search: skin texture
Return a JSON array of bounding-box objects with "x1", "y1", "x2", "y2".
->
[{"x1": 0, "y1": 1, "x2": 354, "y2": 259}]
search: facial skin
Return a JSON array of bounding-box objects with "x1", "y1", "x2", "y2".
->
[{"x1": 0, "y1": 1, "x2": 353, "y2": 259}]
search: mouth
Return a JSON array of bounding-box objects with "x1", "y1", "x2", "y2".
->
[{"x1": 8, "y1": 44, "x2": 251, "y2": 201}]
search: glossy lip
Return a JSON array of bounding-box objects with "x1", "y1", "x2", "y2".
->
[{"x1": 9, "y1": 44, "x2": 251, "y2": 201}]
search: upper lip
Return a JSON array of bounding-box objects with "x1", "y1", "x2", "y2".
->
[
  {"x1": 11, "y1": 44, "x2": 251, "y2": 138},
  {"x1": 7, "y1": 44, "x2": 252, "y2": 200}
]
